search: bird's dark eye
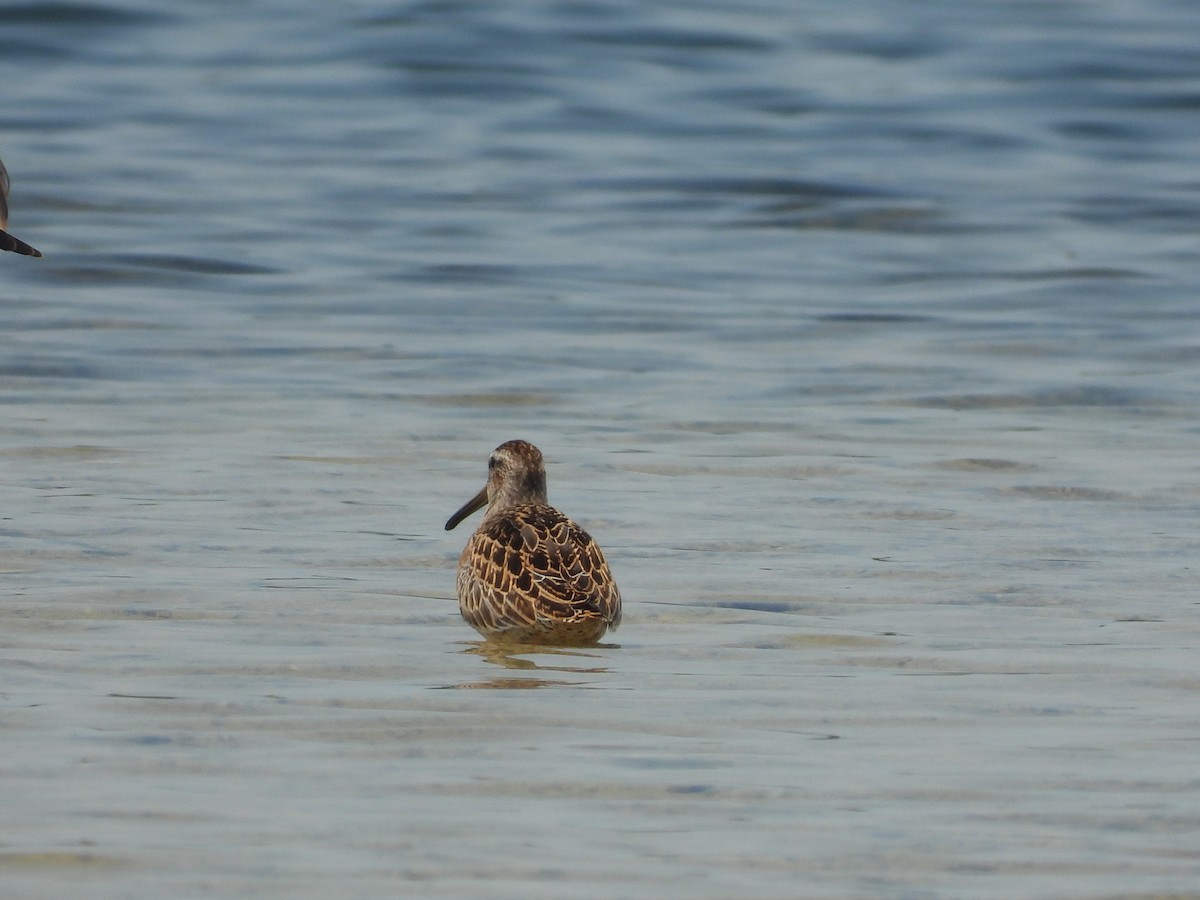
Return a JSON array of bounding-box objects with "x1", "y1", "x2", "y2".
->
[{"x1": 488, "y1": 456, "x2": 497, "y2": 470}]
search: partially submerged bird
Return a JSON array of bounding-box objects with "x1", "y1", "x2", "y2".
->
[
  {"x1": 445, "y1": 440, "x2": 622, "y2": 645},
  {"x1": 0, "y1": 156, "x2": 42, "y2": 258}
]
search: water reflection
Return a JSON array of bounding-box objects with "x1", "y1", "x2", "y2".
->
[
  {"x1": 433, "y1": 640, "x2": 616, "y2": 688},
  {"x1": 442, "y1": 677, "x2": 585, "y2": 690}
]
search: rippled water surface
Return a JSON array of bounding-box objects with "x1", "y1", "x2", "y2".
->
[{"x1": 3, "y1": 1, "x2": 1199, "y2": 897}]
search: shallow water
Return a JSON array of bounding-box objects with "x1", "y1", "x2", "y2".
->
[{"x1": 3, "y1": 1, "x2": 1199, "y2": 897}]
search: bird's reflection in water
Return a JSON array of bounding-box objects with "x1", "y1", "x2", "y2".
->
[{"x1": 435, "y1": 640, "x2": 617, "y2": 689}]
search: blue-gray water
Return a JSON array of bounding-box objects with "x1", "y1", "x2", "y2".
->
[{"x1": 3, "y1": 1, "x2": 1199, "y2": 897}]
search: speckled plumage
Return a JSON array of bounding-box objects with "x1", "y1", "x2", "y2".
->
[
  {"x1": 445, "y1": 440, "x2": 621, "y2": 645},
  {"x1": 0, "y1": 157, "x2": 42, "y2": 258}
]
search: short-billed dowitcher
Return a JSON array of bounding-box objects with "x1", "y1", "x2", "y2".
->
[
  {"x1": 0, "y1": 156, "x2": 42, "y2": 257},
  {"x1": 444, "y1": 440, "x2": 622, "y2": 645}
]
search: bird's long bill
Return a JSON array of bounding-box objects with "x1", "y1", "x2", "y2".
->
[
  {"x1": 444, "y1": 486, "x2": 488, "y2": 531},
  {"x1": 0, "y1": 228, "x2": 42, "y2": 257}
]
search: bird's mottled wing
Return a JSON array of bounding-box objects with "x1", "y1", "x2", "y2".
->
[{"x1": 457, "y1": 504, "x2": 620, "y2": 634}]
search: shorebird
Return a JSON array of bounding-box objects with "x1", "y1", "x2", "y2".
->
[
  {"x1": 444, "y1": 440, "x2": 622, "y2": 645},
  {"x1": 0, "y1": 156, "x2": 41, "y2": 257}
]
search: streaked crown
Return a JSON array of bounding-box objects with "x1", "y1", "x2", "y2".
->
[{"x1": 484, "y1": 439, "x2": 548, "y2": 515}]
